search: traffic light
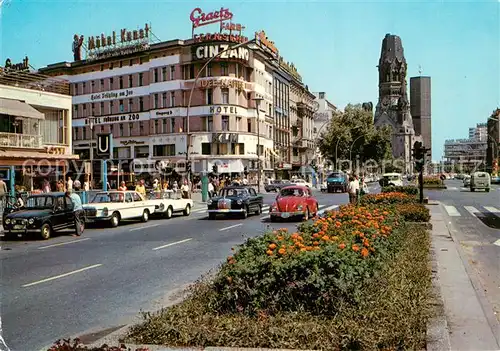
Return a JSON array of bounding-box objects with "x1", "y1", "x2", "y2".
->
[
  {"x1": 186, "y1": 162, "x2": 191, "y2": 174},
  {"x1": 244, "y1": 166, "x2": 248, "y2": 176},
  {"x1": 413, "y1": 141, "x2": 424, "y2": 172},
  {"x1": 212, "y1": 164, "x2": 218, "y2": 174}
]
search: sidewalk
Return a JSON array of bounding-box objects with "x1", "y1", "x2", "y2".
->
[{"x1": 428, "y1": 203, "x2": 500, "y2": 350}]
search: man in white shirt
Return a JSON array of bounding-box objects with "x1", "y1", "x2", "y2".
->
[{"x1": 348, "y1": 176, "x2": 360, "y2": 204}]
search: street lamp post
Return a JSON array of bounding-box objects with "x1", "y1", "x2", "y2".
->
[
  {"x1": 349, "y1": 135, "x2": 365, "y2": 163},
  {"x1": 89, "y1": 116, "x2": 95, "y2": 188},
  {"x1": 334, "y1": 125, "x2": 362, "y2": 170},
  {"x1": 185, "y1": 39, "x2": 256, "y2": 185},
  {"x1": 252, "y1": 97, "x2": 264, "y2": 193}
]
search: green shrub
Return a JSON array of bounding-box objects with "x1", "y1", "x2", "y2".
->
[
  {"x1": 360, "y1": 192, "x2": 417, "y2": 205},
  {"x1": 382, "y1": 185, "x2": 418, "y2": 195},
  {"x1": 396, "y1": 203, "x2": 431, "y2": 222},
  {"x1": 48, "y1": 338, "x2": 149, "y2": 350},
  {"x1": 423, "y1": 177, "x2": 442, "y2": 185}
]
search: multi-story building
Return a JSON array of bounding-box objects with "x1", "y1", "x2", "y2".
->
[
  {"x1": 0, "y1": 63, "x2": 77, "y2": 192},
  {"x1": 40, "y1": 19, "x2": 315, "y2": 184},
  {"x1": 312, "y1": 92, "x2": 337, "y2": 178},
  {"x1": 468, "y1": 123, "x2": 487, "y2": 142},
  {"x1": 443, "y1": 123, "x2": 488, "y2": 172},
  {"x1": 410, "y1": 76, "x2": 432, "y2": 153},
  {"x1": 486, "y1": 108, "x2": 499, "y2": 174}
]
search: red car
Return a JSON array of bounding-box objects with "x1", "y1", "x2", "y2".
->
[{"x1": 269, "y1": 185, "x2": 319, "y2": 221}]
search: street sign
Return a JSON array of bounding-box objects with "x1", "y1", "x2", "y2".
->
[{"x1": 96, "y1": 133, "x2": 113, "y2": 157}]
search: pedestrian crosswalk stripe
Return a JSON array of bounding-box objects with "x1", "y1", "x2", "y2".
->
[
  {"x1": 464, "y1": 206, "x2": 479, "y2": 217},
  {"x1": 448, "y1": 187, "x2": 458, "y2": 190},
  {"x1": 444, "y1": 205, "x2": 461, "y2": 217},
  {"x1": 484, "y1": 206, "x2": 500, "y2": 213}
]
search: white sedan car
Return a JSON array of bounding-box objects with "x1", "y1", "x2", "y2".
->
[
  {"x1": 290, "y1": 179, "x2": 312, "y2": 188},
  {"x1": 84, "y1": 190, "x2": 156, "y2": 227},
  {"x1": 147, "y1": 190, "x2": 193, "y2": 218}
]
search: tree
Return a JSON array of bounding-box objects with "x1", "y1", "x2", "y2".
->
[{"x1": 318, "y1": 104, "x2": 392, "y2": 170}]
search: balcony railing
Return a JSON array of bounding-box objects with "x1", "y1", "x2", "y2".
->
[{"x1": 0, "y1": 132, "x2": 43, "y2": 149}]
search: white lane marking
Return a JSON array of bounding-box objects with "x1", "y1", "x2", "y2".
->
[
  {"x1": 130, "y1": 224, "x2": 159, "y2": 232},
  {"x1": 444, "y1": 205, "x2": 461, "y2": 217},
  {"x1": 494, "y1": 239, "x2": 500, "y2": 247},
  {"x1": 152, "y1": 238, "x2": 193, "y2": 251},
  {"x1": 192, "y1": 208, "x2": 206, "y2": 213},
  {"x1": 464, "y1": 206, "x2": 479, "y2": 217},
  {"x1": 448, "y1": 187, "x2": 458, "y2": 191},
  {"x1": 38, "y1": 238, "x2": 90, "y2": 249},
  {"x1": 318, "y1": 205, "x2": 339, "y2": 214},
  {"x1": 22, "y1": 264, "x2": 102, "y2": 288},
  {"x1": 484, "y1": 206, "x2": 500, "y2": 215},
  {"x1": 219, "y1": 224, "x2": 242, "y2": 231}
]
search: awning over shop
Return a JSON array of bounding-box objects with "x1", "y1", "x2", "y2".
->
[{"x1": 0, "y1": 98, "x2": 45, "y2": 119}]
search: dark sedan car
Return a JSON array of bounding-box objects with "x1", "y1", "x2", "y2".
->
[
  {"x1": 3, "y1": 193, "x2": 76, "y2": 240},
  {"x1": 207, "y1": 186, "x2": 263, "y2": 219},
  {"x1": 264, "y1": 179, "x2": 291, "y2": 192}
]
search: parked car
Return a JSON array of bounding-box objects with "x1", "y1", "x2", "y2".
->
[
  {"x1": 269, "y1": 185, "x2": 319, "y2": 222},
  {"x1": 83, "y1": 190, "x2": 156, "y2": 227},
  {"x1": 379, "y1": 173, "x2": 403, "y2": 187},
  {"x1": 290, "y1": 178, "x2": 312, "y2": 188},
  {"x1": 207, "y1": 186, "x2": 263, "y2": 219},
  {"x1": 470, "y1": 171, "x2": 491, "y2": 192},
  {"x1": 326, "y1": 171, "x2": 348, "y2": 193},
  {"x1": 147, "y1": 190, "x2": 193, "y2": 218},
  {"x1": 264, "y1": 179, "x2": 291, "y2": 192},
  {"x1": 3, "y1": 193, "x2": 76, "y2": 240}
]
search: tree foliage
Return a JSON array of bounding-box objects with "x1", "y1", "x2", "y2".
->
[{"x1": 318, "y1": 104, "x2": 392, "y2": 168}]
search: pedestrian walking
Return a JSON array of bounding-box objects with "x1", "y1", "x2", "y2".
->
[
  {"x1": 66, "y1": 191, "x2": 84, "y2": 236},
  {"x1": 0, "y1": 178, "x2": 7, "y2": 216},
  {"x1": 348, "y1": 176, "x2": 359, "y2": 204}
]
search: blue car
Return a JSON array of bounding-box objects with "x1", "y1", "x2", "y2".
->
[{"x1": 326, "y1": 171, "x2": 348, "y2": 193}]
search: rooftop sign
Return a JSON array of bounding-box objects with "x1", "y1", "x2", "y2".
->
[
  {"x1": 3, "y1": 57, "x2": 30, "y2": 72},
  {"x1": 190, "y1": 7, "x2": 233, "y2": 28},
  {"x1": 255, "y1": 31, "x2": 278, "y2": 57}
]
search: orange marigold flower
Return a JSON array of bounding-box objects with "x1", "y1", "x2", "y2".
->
[
  {"x1": 338, "y1": 243, "x2": 346, "y2": 250},
  {"x1": 313, "y1": 241, "x2": 320, "y2": 246},
  {"x1": 227, "y1": 276, "x2": 233, "y2": 283},
  {"x1": 266, "y1": 250, "x2": 274, "y2": 256},
  {"x1": 278, "y1": 248, "x2": 286, "y2": 255},
  {"x1": 312, "y1": 233, "x2": 319, "y2": 238},
  {"x1": 227, "y1": 256, "x2": 234, "y2": 261},
  {"x1": 331, "y1": 236, "x2": 339, "y2": 241},
  {"x1": 300, "y1": 247, "x2": 307, "y2": 252},
  {"x1": 321, "y1": 235, "x2": 330, "y2": 241},
  {"x1": 352, "y1": 244, "x2": 360, "y2": 252},
  {"x1": 268, "y1": 243, "x2": 277, "y2": 250},
  {"x1": 277, "y1": 236, "x2": 284, "y2": 241}
]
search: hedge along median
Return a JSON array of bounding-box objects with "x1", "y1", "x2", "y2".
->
[{"x1": 126, "y1": 198, "x2": 433, "y2": 350}]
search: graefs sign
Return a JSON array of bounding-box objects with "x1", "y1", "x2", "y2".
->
[
  {"x1": 190, "y1": 7, "x2": 233, "y2": 28},
  {"x1": 194, "y1": 45, "x2": 249, "y2": 61}
]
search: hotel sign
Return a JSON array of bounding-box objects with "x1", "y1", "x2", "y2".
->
[
  {"x1": 199, "y1": 79, "x2": 244, "y2": 90},
  {"x1": 90, "y1": 89, "x2": 134, "y2": 101},
  {"x1": 209, "y1": 106, "x2": 239, "y2": 114},
  {"x1": 193, "y1": 33, "x2": 248, "y2": 44},
  {"x1": 72, "y1": 112, "x2": 149, "y2": 127},
  {"x1": 194, "y1": 44, "x2": 249, "y2": 61},
  {"x1": 190, "y1": 7, "x2": 233, "y2": 28}
]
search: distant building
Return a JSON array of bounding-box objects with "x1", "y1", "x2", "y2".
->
[
  {"x1": 312, "y1": 92, "x2": 337, "y2": 180},
  {"x1": 469, "y1": 123, "x2": 487, "y2": 142},
  {"x1": 410, "y1": 76, "x2": 432, "y2": 154},
  {"x1": 486, "y1": 109, "x2": 499, "y2": 174},
  {"x1": 374, "y1": 33, "x2": 421, "y2": 174},
  {"x1": 443, "y1": 122, "x2": 488, "y2": 172}
]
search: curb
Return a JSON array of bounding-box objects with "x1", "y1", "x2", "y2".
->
[{"x1": 426, "y1": 211, "x2": 452, "y2": 351}]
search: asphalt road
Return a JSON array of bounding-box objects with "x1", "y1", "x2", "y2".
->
[
  {"x1": 1, "y1": 189, "x2": 358, "y2": 351},
  {"x1": 427, "y1": 179, "x2": 500, "y2": 322}
]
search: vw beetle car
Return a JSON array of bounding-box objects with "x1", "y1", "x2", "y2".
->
[
  {"x1": 3, "y1": 193, "x2": 76, "y2": 240},
  {"x1": 83, "y1": 190, "x2": 156, "y2": 227},
  {"x1": 207, "y1": 186, "x2": 263, "y2": 219},
  {"x1": 269, "y1": 185, "x2": 319, "y2": 222}
]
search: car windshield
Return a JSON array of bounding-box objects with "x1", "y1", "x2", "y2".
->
[
  {"x1": 384, "y1": 175, "x2": 400, "y2": 181},
  {"x1": 219, "y1": 188, "x2": 247, "y2": 197},
  {"x1": 25, "y1": 196, "x2": 54, "y2": 209},
  {"x1": 280, "y1": 188, "x2": 306, "y2": 197},
  {"x1": 328, "y1": 173, "x2": 342, "y2": 178},
  {"x1": 91, "y1": 192, "x2": 124, "y2": 203}
]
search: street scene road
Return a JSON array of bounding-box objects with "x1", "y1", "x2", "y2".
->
[
  {"x1": 1, "y1": 188, "x2": 360, "y2": 351},
  {"x1": 428, "y1": 179, "x2": 500, "y2": 322}
]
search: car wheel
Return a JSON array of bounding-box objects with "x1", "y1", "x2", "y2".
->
[
  {"x1": 270, "y1": 216, "x2": 277, "y2": 222},
  {"x1": 40, "y1": 223, "x2": 51, "y2": 240},
  {"x1": 142, "y1": 210, "x2": 149, "y2": 222},
  {"x1": 183, "y1": 204, "x2": 191, "y2": 216},
  {"x1": 255, "y1": 205, "x2": 262, "y2": 215},
  {"x1": 470, "y1": 188, "x2": 475, "y2": 192},
  {"x1": 165, "y1": 206, "x2": 173, "y2": 219},
  {"x1": 110, "y1": 212, "x2": 120, "y2": 227},
  {"x1": 241, "y1": 206, "x2": 248, "y2": 219},
  {"x1": 486, "y1": 188, "x2": 490, "y2": 192},
  {"x1": 208, "y1": 213, "x2": 216, "y2": 220}
]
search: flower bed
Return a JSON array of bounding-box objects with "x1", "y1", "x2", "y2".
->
[
  {"x1": 382, "y1": 185, "x2": 418, "y2": 195},
  {"x1": 423, "y1": 177, "x2": 442, "y2": 185},
  {"x1": 127, "y1": 202, "x2": 432, "y2": 350},
  {"x1": 360, "y1": 191, "x2": 417, "y2": 205},
  {"x1": 48, "y1": 338, "x2": 149, "y2": 351},
  {"x1": 396, "y1": 203, "x2": 431, "y2": 222}
]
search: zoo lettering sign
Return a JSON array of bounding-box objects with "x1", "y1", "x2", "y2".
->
[{"x1": 194, "y1": 44, "x2": 249, "y2": 61}]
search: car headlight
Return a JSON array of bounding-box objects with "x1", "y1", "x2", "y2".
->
[
  {"x1": 297, "y1": 205, "x2": 303, "y2": 211},
  {"x1": 28, "y1": 218, "x2": 34, "y2": 225},
  {"x1": 207, "y1": 199, "x2": 213, "y2": 205},
  {"x1": 159, "y1": 203, "x2": 165, "y2": 210},
  {"x1": 5, "y1": 219, "x2": 10, "y2": 224},
  {"x1": 237, "y1": 199, "x2": 243, "y2": 205},
  {"x1": 270, "y1": 205, "x2": 277, "y2": 212},
  {"x1": 103, "y1": 207, "x2": 109, "y2": 216}
]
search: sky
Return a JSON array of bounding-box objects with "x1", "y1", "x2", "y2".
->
[{"x1": 1, "y1": 0, "x2": 499, "y2": 161}]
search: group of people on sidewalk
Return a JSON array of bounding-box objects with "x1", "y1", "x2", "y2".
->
[{"x1": 347, "y1": 174, "x2": 367, "y2": 204}]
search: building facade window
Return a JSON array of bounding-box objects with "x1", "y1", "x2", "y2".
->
[
  {"x1": 91, "y1": 80, "x2": 95, "y2": 93},
  {"x1": 170, "y1": 92, "x2": 175, "y2": 107},
  {"x1": 128, "y1": 123, "x2": 133, "y2": 136},
  {"x1": 100, "y1": 79, "x2": 105, "y2": 89},
  {"x1": 139, "y1": 122, "x2": 145, "y2": 135},
  {"x1": 170, "y1": 118, "x2": 175, "y2": 133},
  {"x1": 154, "y1": 94, "x2": 159, "y2": 109},
  {"x1": 128, "y1": 99, "x2": 133, "y2": 112},
  {"x1": 162, "y1": 67, "x2": 167, "y2": 81},
  {"x1": 170, "y1": 65, "x2": 175, "y2": 80},
  {"x1": 119, "y1": 100, "x2": 124, "y2": 112},
  {"x1": 154, "y1": 68, "x2": 159, "y2": 83},
  {"x1": 201, "y1": 143, "x2": 211, "y2": 155},
  {"x1": 74, "y1": 105, "x2": 78, "y2": 118},
  {"x1": 128, "y1": 75, "x2": 133, "y2": 88},
  {"x1": 162, "y1": 92, "x2": 167, "y2": 108},
  {"x1": 162, "y1": 118, "x2": 167, "y2": 133},
  {"x1": 154, "y1": 120, "x2": 159, "y2": 134},
  {"x1": 139, "y1": 73, "x2": 143, "y2": 86},
  {"x1": 109, "y1": 101, "x2": 114, "y2": 114},
  {"x1": 206, "y1": 63, "x2": 212, "y2": 77},
  {"x1": 221, "y1": 63, "x2": 228, "y2": 76},
  {"x1": 109, "y1": 77, "x2": 114, "y2": 89},
  {"x1": 221, "y1": 115, "x2": 229, "y2": 131},
  {"x1": 222, "y1": 88, "x2": 229, "y2": 104},
  {"x1": 139, "y1": 97, "x2": 144, "y2": 112},
  {"x1": 119, "y1": 76, "x2": 123, "y2": 89},
  {"x1": 206, "y1": 89, "x2": 213, "y2": 105},
  {"x1": 91, "y1": 103, "x2": 95, "y2": 115},
  {"x1": 119, "y1": 123, "x2": 124, "y2": 137}
]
